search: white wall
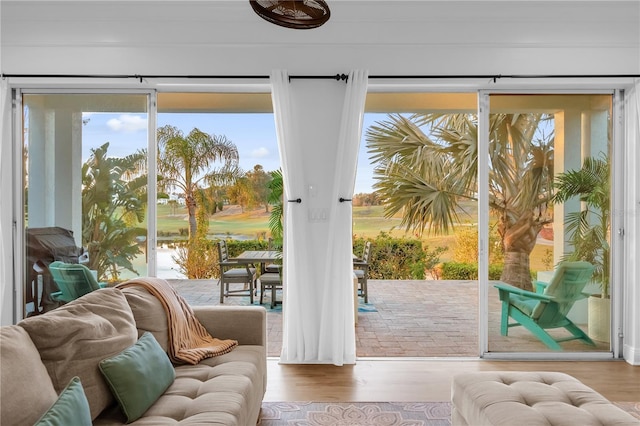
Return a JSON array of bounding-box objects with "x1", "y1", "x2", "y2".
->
[{"x1": 1, "y1": 1, "x2": 639, "y2": 361}]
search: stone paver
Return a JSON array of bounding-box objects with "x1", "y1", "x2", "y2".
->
[{"x1": 169, "y1": 279, "x2": 609, "y2": 358}]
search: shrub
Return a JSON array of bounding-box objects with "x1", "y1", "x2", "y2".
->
[
  {"x1": 441, "y1": 262, "x2": 477, "y2": 280},
  {"x1": 440, "y1": 262, "x2": 504, "y2": 280},
  {"x1": 173, "y1": 238, "x2": 218, "y2": 279},
  {"x1": 178, "y1": 234, "x2": 450, "y2": 281},
  {"x1": 353, "y1": 232, "x2": 446, "y2": 280},
  {"x1": 453, "y1": 226, "x2": 504, "y2": 265}
]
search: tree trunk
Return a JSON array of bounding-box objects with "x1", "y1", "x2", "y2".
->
[
  {"x1": 185, "y1": 192, "x2": 197, "y2": 241},
  {"x1": 499, "y1": 212, "x2": 544, "y2": 291},
  {"x1": 501, "y1": 251, "x2": 533, "y2": 291}
]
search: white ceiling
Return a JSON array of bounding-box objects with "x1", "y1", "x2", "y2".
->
[{"x1": 2, "y1": 1, "x2": 639, "y2": 76}]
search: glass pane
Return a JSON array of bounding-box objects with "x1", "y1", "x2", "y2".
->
[
  {"x1": 156, "y1": 92, "x2": 277, "y2": 280},
  {"x1": 360, "y1": 92, "x2": 480, "y2": 357},
  {"x1": 23, "y1": 94, "x2": 148, "y2": 316},
  {"x1": 487, "y1": 94, "x2": 612, "y2": 353}
]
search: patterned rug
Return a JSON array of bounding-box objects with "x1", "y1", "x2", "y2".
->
[
  {"x1": 258, "y1": 401, "x2": 640, "y2": 425},
  {"x1": 258, "y1": 402, "x2": 452, "y2": 425}
]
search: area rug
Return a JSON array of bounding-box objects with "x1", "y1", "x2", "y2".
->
[
  {"x1": 258, "y1": 402, "x2": 451, "y2": 425},
  {"x1": 258, "y1": 401, "x2": 640, "y2": 425}
]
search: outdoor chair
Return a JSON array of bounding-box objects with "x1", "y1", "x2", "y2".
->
[
  {"x1": 48, "y1": 261, "x2": 106, "y2": 304},
  {"x1": 353, "y1": 241, "x2": 372, "y2": 303},
  {"x1": 217, "y1": 240, "x2": 257, "y2": 304},
  {"x1": 494, "y1": 261, "x2": 596, "y2": 351},
  {"x1": 259, "y1": 272, "x2": 282, "y2": 309},
  {"x1": 262, "y1": 237, "x2": 282, "y2": 274}
]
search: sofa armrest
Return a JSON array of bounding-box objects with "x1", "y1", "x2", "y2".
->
[{"x1": 193, "y1": 305, "x2": 266, "y2": 346}]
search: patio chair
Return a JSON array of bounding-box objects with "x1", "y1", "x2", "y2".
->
[
  {"x1": 259, "y1": 272, "x2": 282, "y2": 309},
  {"x1": 48, "y1": 261, "x2": 106, "y2": 304},
  {"x1": 353, "y1": 241, "x2": 372, "y2": 303},
  {"x1": 494, "y1": 261, "x2": 596, "y2": 351},
  {"x1": 217, "y1": 240, "x2": 257, "y2": 304},
  {"x1": 262, "y1": 237, "x2": 281, "y2": 274}
]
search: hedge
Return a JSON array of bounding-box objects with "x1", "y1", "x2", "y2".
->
[
  {"x1": 440, "y1": 262, "x2": 504, "y2": 280},
  {"x1": 353, "y1": 233, "x2": 435, "y2": 280}
]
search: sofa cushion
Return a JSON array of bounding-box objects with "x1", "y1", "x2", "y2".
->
[
  {"x1": 0, "y1": 325, "x2": 59, "y2": 426},
  {"x1": 19, "y1": 288, "x2": 138, "y2": 420},
  {"x1": 93, "y1": 346, "x2": 265, "y2": 425},
  {"x1": 120, "y1": 286, "x2": 170, "y2": 352},
  {"x1": 99, "y1": 332, "x2": 175, "y2": 423},
  {"x1": 35, "y1": 376, "x2": 92, "y2": 426}
]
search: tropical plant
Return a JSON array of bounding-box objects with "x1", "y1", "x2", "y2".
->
[
  {"x1": 81, "y1": 142, "x2": 147, "y2": 281},
  {"x1": 173, "y1": 191, "x2": 218, "y2": 279},
  {"x1": 267, "y1": 169, "x2": 284, "y2": 243},
  {"x1": 552, "y1": 154, "x2": 610, "y2": 298},
  {"x1": 157, "y1": 125, "x2": 240, "y2": 241},
  {"x1": 367, "y1": 113, "x2": 555, "y2": 291}
]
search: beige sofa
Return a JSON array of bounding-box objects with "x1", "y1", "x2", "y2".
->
[{"x1": 0, "y1": 286, "x2": 267, "y2": 425}]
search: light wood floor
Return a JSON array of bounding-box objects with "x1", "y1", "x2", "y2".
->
[{"x1": 264, "y1": 358, "x2": 640, "y2": 402}]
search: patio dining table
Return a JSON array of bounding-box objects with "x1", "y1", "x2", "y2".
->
[
  {"x1": 231, "y1": 250, "x2": 281, "y2": 274},
  {"x1": 231, "y1": 250, "x2": 280, "y2": 264}
]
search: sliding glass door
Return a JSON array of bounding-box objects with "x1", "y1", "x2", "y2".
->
[
  {"x1": 21, "y1": 93, "x2": 149, "y2": 316},
  {"x1": 14, "y1": 87, "x2": 619, "y2": 359},
  {"x1": 484, "y1": 93, "x2": 613, "y2": 354}
]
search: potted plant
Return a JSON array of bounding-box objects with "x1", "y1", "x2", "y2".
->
[{"x1": 552, "y1": 153, "x2": 610, "y2": 341}]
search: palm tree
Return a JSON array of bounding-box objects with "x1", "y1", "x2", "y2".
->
[
  {"x1": 367, "y1": 113, "x2": 555, "y2": 291},
  {"x1": 552, "y1": 154, "x2": 610, "y2": 298},
  {"x1": 81, "y1": 142, "x2": 147, "y2": 281},
  {"x1": 157, "y1": 125, "x2": 240, "y2": 241}
]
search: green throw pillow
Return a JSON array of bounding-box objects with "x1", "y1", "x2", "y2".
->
[
  {"x1": 35, "y1": 376, "x2": 92, "y2": 426},
  {"x1": 99, "y1": 332, "x2": 175, "y2": 423}
]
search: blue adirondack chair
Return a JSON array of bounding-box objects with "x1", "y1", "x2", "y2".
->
[
  {"x1": 494, "y1": 261, "x2": 597, "y2": 351},
  {"x1": 48, "y1": 261, "x2": 106, "y2": 303}
]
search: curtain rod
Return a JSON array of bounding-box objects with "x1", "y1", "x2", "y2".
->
[
  {"x1": 2, "y1": 73, "x2": 639, "y2": 82},
  {"x1": 0, "y1": 73, "x2": 347, "y2": 82}
]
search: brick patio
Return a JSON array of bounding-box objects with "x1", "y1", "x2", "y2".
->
[{"x1": 169, "y1": 278, "x2": 609, "y2": 358}]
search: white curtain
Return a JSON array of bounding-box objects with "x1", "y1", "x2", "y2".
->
[
  {"x1": 0, "y1": 79, "x2": 13, "y2": 325},
  {"x1": 623, "y1": 79, "x2": 640, "y2": 364},
  {"x1": 271, "y1": 70, "x2": 368, "y2": 365},
  {"x1": 318, "y1": 70, "x2": 368, "y2": 362}
]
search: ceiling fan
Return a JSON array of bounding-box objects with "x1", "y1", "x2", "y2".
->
[{"x1": 249, "y1": 0, "x2": 331, "y2": 30}]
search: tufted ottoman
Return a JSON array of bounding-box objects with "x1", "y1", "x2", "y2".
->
[{"x1": 451, "y1": 371, "x2": 640, "y2": 426}]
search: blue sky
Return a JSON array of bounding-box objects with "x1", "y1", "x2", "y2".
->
[{"x1": 81, "y1": 112, "x2": 386, "y2": 194}]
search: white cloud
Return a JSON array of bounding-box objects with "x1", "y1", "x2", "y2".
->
[
  {"x1": 250, "y1": 147, "x2": 269, "y2": 158},
  {"x1": 106, "y1": 114, "x2": 148, "y2": 132}
]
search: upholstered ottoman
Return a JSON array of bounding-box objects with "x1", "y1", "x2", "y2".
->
[{"x1": 451, "y1": 371, "x2": 640, "y2": 426}]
